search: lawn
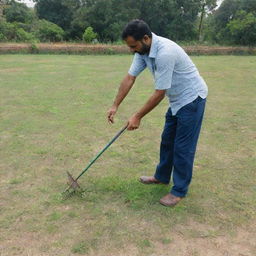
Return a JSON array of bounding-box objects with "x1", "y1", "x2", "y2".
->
[{"x1": 0, "y1": 55, "x2": 255, "y2": 256}]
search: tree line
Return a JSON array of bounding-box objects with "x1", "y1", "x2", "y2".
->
[{"x1": 0, "y1": 0, "x2": 255, "y2": 46}]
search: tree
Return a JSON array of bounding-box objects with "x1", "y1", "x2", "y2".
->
[
  {"x1": 240, "y1": 0, "x2": 256, "y2": 13},
  {"x1": 3, "y1": 0, "x2": 35, "y2": 23},
  {"x1": 198, "y1": 0, "x2": 217, "y2": 41},
  {"x1": 0, "y1": 0, "x2": 9, "y2": 19},
  {"x1": 70, "y1": 0, "x2": 208, "y2": 42},
  {"x1": 83, "y1": 26, "x2": 97, "y2": 43},
  {"x1": 166, "y1": 0, "x2": 201, "y2": 41},
  {"x1": 71, "y1": 0, "x2": 137, "y2": 42},
  {"x1": 34, "y1": 19, "x2": 64, "y2": 42},
  {"x1": 227, "y1": 10, "x2": 256, "y2": 46},
  {"x1": 206, "y1": 0, "x2": 256, "y2": 45},
  {"x1": 34, "y1": 0, "x2": 81, "y2": 38},
  {"x1": 0, "y1": 20, "x2": 35, "y2": 42}
]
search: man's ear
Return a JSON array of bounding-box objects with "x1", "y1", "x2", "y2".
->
[{"x1": 143, "y1": 35, "x2": 150, "y2": 41}]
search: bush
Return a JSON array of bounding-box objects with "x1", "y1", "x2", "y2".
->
[
  {"x1": 14, "y1": 22, "x2": 34, "y2": 33},
  {"x1": 226, "y1": 11, "x2": 256, "y2": 46},
  {"x1": 82, "y1": 27, "x2": 97, "y2": 43},
  {"x1": 29, "y1": 43, "x2": 39, "y2": 54},
  {"x1": 0, "y1": 21, "x2": 12, "y2": 40},
  {"x1": 34, "y1": 19, "x2": 65, "y2": 42},
  {"x1": 16, "y1": 28, "x2": 35, "y2": 42},
  {"x1": 0, "y1": 32, "x2": 7, "y2": 42},
  {"x1": 0, "y1": 21, "x2": 35, "y2": 42}
]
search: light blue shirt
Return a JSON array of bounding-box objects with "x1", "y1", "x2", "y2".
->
[{"x1": 128, "y1": 33, "x2": 208, "y2": 115}]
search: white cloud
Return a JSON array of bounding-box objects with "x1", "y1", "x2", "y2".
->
[{"x1": 18, "y1": 0, "x2": 35, "y2": 8}]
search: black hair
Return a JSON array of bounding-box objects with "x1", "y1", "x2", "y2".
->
[{"x1": 122, "y1": 19, "x2": 152, "y2": 41}]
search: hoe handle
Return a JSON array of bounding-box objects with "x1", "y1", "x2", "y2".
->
[{"x1": 75, "y1": 124, "x2": 128, "y2": 181}]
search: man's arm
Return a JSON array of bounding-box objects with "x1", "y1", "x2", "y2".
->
[
  {"x1": 127, "y1": 89, "x2": 166, "y2": 130},
  {"x1": 107, "y1": 73, "x2": 136, "y2": 123}
]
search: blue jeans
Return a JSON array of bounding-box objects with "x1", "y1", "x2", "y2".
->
[{"x1": 154, "y1": 96, "x2": 206, "y2": 197}]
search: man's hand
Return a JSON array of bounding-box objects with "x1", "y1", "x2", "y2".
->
[
  {"x1": 127, "y1": 114, "x2": 141, "y2": 131},
  {"x1": 107, "y1": 74, "x2": 136, "y2": 124},
  {"x1": 107, "y1": 105, "x2": 118, "y2": 124},
  {"x1": 126, "y1": 90, "x2": 165, "y2": 131}
]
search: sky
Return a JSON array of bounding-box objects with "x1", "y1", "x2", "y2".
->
[
  {"x1": 19, "y1": 0, "x2": 224, "y2": 9},
  {"x1": 217, "y1": 0, "x2": 224, "y2": 7},
  {"x1": 18, "y1": 0, "x2": 35, "y2": 8}
]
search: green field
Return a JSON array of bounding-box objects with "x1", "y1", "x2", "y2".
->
[{"x1": 0, "y1": 55, "x2": 255, "y2": 256}]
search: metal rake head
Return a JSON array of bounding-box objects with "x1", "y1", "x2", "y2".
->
[
  {"x1": 61, "y1": 171, "x2": 82, "y2": 200},
  {"x1": 67, "y1": 171, "x2": 80, "y2": 190}
]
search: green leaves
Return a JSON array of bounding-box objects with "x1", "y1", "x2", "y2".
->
[
  {"x1": 227, "y1": 11, "x2": 256, "y2": 46},
  {"x1": 206, "y1": 0, "x2": 256, "y2": 45}
]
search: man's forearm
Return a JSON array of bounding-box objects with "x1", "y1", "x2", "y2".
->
[
  {"x1": 113, "y1": 74, "x2": 136, "y2": 107},
  {"x1": 135, "y1": 90, "x2": 166, "y2": 119}
]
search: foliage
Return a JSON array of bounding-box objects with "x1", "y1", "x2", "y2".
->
[
  {"x1": 198, "y1": 0, "x2": 217, "y2": 40},
  {"x1": 0, "y1": 32, "x2": 7, "y2": 41},
  {"x1": 0, "y1": 0, "x2": 254, "y2": 45},
  {"x1": 34, "y1": 0, "x2": 81, "y2": 38},
  {"x1": 205, "y1": 0, "x2": 256, "y2": 45},
  {"x1": 15, "y1": 26, "x2": 35, "y2": 42},
  {"x1": 69, "y1": 0, "x2": 213, "y2": 42},
  {"x1": 0, "y1": 20, "x2": 35, "y2": 42},
  {"x1": 3, "y1": 0, "x2": 35, "y2": 23},
  {"x1": 33, "y1": 19, "x2": 64, "y2": 42},
  {"x1": 82, "y1": 26, "x2": 97, "y2": 43},
  {"x1": 226, "y1": 11, "x2": 256, "y2": 46}
]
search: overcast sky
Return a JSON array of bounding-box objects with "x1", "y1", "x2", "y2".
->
[
  {"x1": 18, "y1": 0, "x2": 35, "y2": 8},
  {"x1": 20, "y1": 0, "x2": 224, "y2": 9}
]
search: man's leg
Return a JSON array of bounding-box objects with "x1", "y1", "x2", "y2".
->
[
  {"x1": 140, "y1": 107, "x2": 177, "y2": 184},
  {"x1": 171, "y1": 97, "x2": 206, "y2": 198},
  {"x1": 160, "y1": 97, "x2": 206, "y2": 207},
  {"x1": 154, "y1": 107, "x2": 177, "y2": 184}
]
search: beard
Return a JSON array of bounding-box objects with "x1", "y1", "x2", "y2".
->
[{"x1": 136, "y1": 41, "x2": 150, "y2": 55}]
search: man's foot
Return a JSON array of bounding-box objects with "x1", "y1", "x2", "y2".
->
[
  {"x1": 159, "y1": 193, "x2": 182, "y2": 207},
  {"x1": 139, "y1": 176, "x2": 167, "y2": 185}
]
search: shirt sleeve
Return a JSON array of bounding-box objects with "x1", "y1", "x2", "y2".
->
[
  {"x1": 154, "y1": 53, "x2": 176, "y2": 90},
  {"x1": 128, "y1": 53, "x2": 146, "y2": 77}
]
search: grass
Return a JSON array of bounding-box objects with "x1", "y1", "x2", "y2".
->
[{"x1": 0, "y1": 55, "x2": 256, "y2": 255}]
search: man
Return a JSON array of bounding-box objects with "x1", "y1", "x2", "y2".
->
[{"x1": 107, "y1": 19, "x2": 208, "y2": 207}]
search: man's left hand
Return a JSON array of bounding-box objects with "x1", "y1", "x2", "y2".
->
[{"x1": 127, "y1": 114, "x2": 141, "y2": 131}]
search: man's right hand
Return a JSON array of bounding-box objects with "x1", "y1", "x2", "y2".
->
[{"x1": 107, "y1": 105, "x2": 118, "y2": 124}]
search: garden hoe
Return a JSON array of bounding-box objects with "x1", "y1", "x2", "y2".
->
[{"x1": 62, "y1": 125, "x2": 128, "y2": 199}]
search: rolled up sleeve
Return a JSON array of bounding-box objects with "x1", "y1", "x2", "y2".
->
[
  {"x1": 128, "y1": 53, "x2": 146, "y2": 77},
  {"x1": 154, "y1": 53, "x2": 176, "y2": 90}
]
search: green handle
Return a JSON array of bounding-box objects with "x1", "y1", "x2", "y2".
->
[{"x1": 75, "y1": 124, "x2": 128, "y2": 181}]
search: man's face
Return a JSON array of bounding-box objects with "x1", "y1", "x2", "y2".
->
[{"x1": 125, "y1": 35, "x2": 151, "y2": 55}]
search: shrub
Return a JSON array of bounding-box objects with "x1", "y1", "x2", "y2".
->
[
  {"x1": 29, "y1": 43, "x2": 39, "y2": 53},
  {"x1": 82, "y1": 27, "x2": 97, "y2": 43},
  {"x1": 34, "y1": 19, "x2": 65, "y2": 42},
  {"x1": 0, "y1": 32, "x2": 7, "y2": 42},
  {"x1": 16, "y1": 28, "x2": 35, "y2": 42},
  {"x1": 0, "y1": 21, "x2": 35, "y2": 42}
]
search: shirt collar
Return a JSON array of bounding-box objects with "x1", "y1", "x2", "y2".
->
[{"x1": 148, "y1": 32, "x2": 159, "y2": 58}]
